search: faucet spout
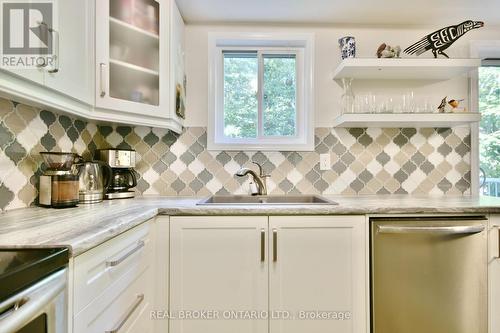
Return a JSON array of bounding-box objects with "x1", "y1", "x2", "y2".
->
[
  {"x1": 235, "y1": 162, "x2": 269, "y2": 195},
  {"x1": 236, "y1": 167, "x2": 253, "y2": 177}
]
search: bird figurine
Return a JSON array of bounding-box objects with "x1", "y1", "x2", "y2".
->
[
  {"x1": 404, "y1": 20, "x2": 484, "y2": 58},
  {"x1": 437, "y1": 97, "x2": 447, "y2": 113},
  {"x1": 448, "y1": 99, "x2": 463, "y2": 111}
]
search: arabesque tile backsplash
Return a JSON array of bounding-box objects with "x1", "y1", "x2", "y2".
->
[{"x1": 0, "y1": 97, "x2": 471, "y2": 211}]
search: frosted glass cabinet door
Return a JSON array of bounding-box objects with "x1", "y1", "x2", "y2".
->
[
  {"x1": 170, "y1": 216, "x2": 269, "y2": 333},
  {"x1": 268, "y1": 216, "x2": 367, "y2": 333},
  {"x1": 96, "y1": 0, "x2": 161, "y2": 114}
]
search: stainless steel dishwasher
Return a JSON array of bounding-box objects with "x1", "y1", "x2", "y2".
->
[{"x1": 371, "y1": 216, "x2": 488, "y2": 333}]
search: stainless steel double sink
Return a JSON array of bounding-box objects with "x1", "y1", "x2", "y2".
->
[{"x1": 197, "y1": 195, "x2": 337, "y2": 205}]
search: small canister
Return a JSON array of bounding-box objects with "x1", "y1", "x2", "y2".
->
[{"x1": 339, "y1": 36, "x2": 356, "y2": 59}]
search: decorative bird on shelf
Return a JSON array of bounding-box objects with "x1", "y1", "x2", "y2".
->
[
  {"x1": 404, "y1": 20, "x2": 484, "y2": 58},
  {"x1": 448, "y1": 99, "x2": 464, "y2": 109}
]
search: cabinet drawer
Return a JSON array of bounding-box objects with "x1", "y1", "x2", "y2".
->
[
  {"x1": 74, "y1": 265, "x2": 154, "y2": 333},
  {"x1": 74, "y1": 220, "x2": 154, "y2": 314}
]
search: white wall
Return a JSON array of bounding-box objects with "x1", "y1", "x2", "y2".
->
[{"x1": 184, "y1": 24, "x2": 500, "y2": 127}]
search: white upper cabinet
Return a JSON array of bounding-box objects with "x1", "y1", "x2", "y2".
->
[
  {"x1": 169, "y1": 1, "x2": 185, "y2": 123},
  {"x1": 0, "y1": 0, "x2": 184, "y2": 132},
  {"x1": 94, "y1": 0, "x2": 184, "y2": 131},
  {"x1": 4, "y1": 67, "x2": 45, "y2": 86},
  {"x1": 0, "y1": 0, "x2": 93, "y2": 108},
  {"x1": 44, "y1": 0, "x2": 93, "y2": 104},
  {"x1": 95, "y1": 0, "x2": 161, "y2": 113}
]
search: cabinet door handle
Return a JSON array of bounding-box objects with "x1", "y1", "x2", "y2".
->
[
  {"x1": 47, "y1": 27, "x2": 59, "y2": 73},
  {"x1": 36, "y1": 21, "x2": 48, "y2": 68},
  {"x1": 495, "y1": 225, "x2": 500, "y2": 259},
  {"x1": 106, "y1": 240, "x2": 145, "y2": 267},
  {"x1": 260, "y1": 229, "x2": 265, "y2": 262},
  {"x1": 105, "y1": 294, "x2": 144, "y2": 333},
  {"x1": 100, "y1": 63, "x2": 107, "y2": 97},
  {"x1": 273, "y1": 229, "x2": 278, "y2": 262}
]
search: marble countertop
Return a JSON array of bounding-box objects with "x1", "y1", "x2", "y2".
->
[{"x1": 1, "y1": 195, "x2": 499, "y2": 256}]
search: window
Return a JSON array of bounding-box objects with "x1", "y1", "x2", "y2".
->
[
  {"x1": 478, "y1": 62, "x2": 500, "y2": 197},
  {"x1": 208, "y1": 33, "x2": 314, "y2": 151}
]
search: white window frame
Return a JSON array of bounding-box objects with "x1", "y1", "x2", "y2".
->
[
  {"x1": 469, "y1": 40, "x2": 500, "y2": 195},
  {"x1": 208, "y1": 32, "x2": 315, "y2": 151}
]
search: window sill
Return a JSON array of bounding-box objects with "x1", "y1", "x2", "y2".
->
[{"x1": 207, "y1": 141, "x2": 314, "y2": 152}]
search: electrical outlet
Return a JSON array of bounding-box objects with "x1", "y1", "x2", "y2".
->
[{"x1": 319, "y1": 154, "x2": 330, "y2": 171}]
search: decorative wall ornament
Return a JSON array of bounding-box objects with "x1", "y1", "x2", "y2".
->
[
  {"x1": 339, "y1": 36, "x2": 356, "y2": 59},
  {"x1": 404, "y1": 20, "x2": 484, "y2": 58},
  {"x1": 376, "y1": 43, "x2": 401, "y2": 58}
]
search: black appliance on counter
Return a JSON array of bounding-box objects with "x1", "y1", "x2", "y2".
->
[
  {"x1": 0, "y1": 248, "x2": 69, "y2": 333},
  {"x1": 97, "y1": 149, "x2": 138, "y2": 200}
]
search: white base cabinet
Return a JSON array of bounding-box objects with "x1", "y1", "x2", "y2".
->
[
  {"x1": 72, "y1": 219, "x2": 156, "y2": 333},
  {"x1": 154, "y1": 216, "x2": 170, "y2": 333},
  {"x1": 74, "y1": 268, "x2": 154, "y2": 333},
  {"x1": 269, "y1": 216, "x2": 367, "y2": 333},
  {"x1": 170, "y1": 215, "x2": 367, "y2": 333},
  {"x1": 489, "y1": 214, "x2": 500, "y2": 333},
  {"x1": 170, "y1": 216, "x2": 269, "y2": 333}
]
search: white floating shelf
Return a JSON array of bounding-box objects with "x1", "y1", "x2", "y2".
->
[
  {"x1": 109, "y1": 17, "x2": 159, "y2": 41},
  {"x1": 332, "y1": 58, "x2": 481, "y2": 81},
  {"x1": 110, "y1": 59, "x2": 159, "y2": 76},
  {"x1": 333, "y1": 113, "x2": 481, "y2": 128}
]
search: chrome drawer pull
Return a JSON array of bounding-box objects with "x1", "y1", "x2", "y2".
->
[
  {"x1": 498, "y1": 226, "x2": 500, "y2": 259},
  {"x1": 106, "y1": 294, "x2": 144, "y2": 333},
  {"x1": 494, "y1": 225, "x2": 500, "y2": 259},
  {"x1": 260, "y1": 229, "x2": 265, "y2": 262},
  {"x1": 106, "y1": 240, "x2": 145, "y2": 267},
  {"x1": 273, "y1": 229, "x2": 278, "y2": 262}
]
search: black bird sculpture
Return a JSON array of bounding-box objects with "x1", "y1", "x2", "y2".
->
[{"x1": 404, "y1": 20, "x2": 484, "y2": 58}]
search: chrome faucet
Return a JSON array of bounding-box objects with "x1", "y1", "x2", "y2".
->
[{"x1": 236, "y1": 162, "x2": 269, "y2": 196}]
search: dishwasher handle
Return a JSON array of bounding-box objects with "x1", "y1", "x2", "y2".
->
[{"x1": 377, "y1": 224, "x2": 485, "y2": 235}]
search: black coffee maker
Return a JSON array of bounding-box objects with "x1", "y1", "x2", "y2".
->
[{"x1": 97, "y1": 149, "x2": 138, "y2": 199}]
